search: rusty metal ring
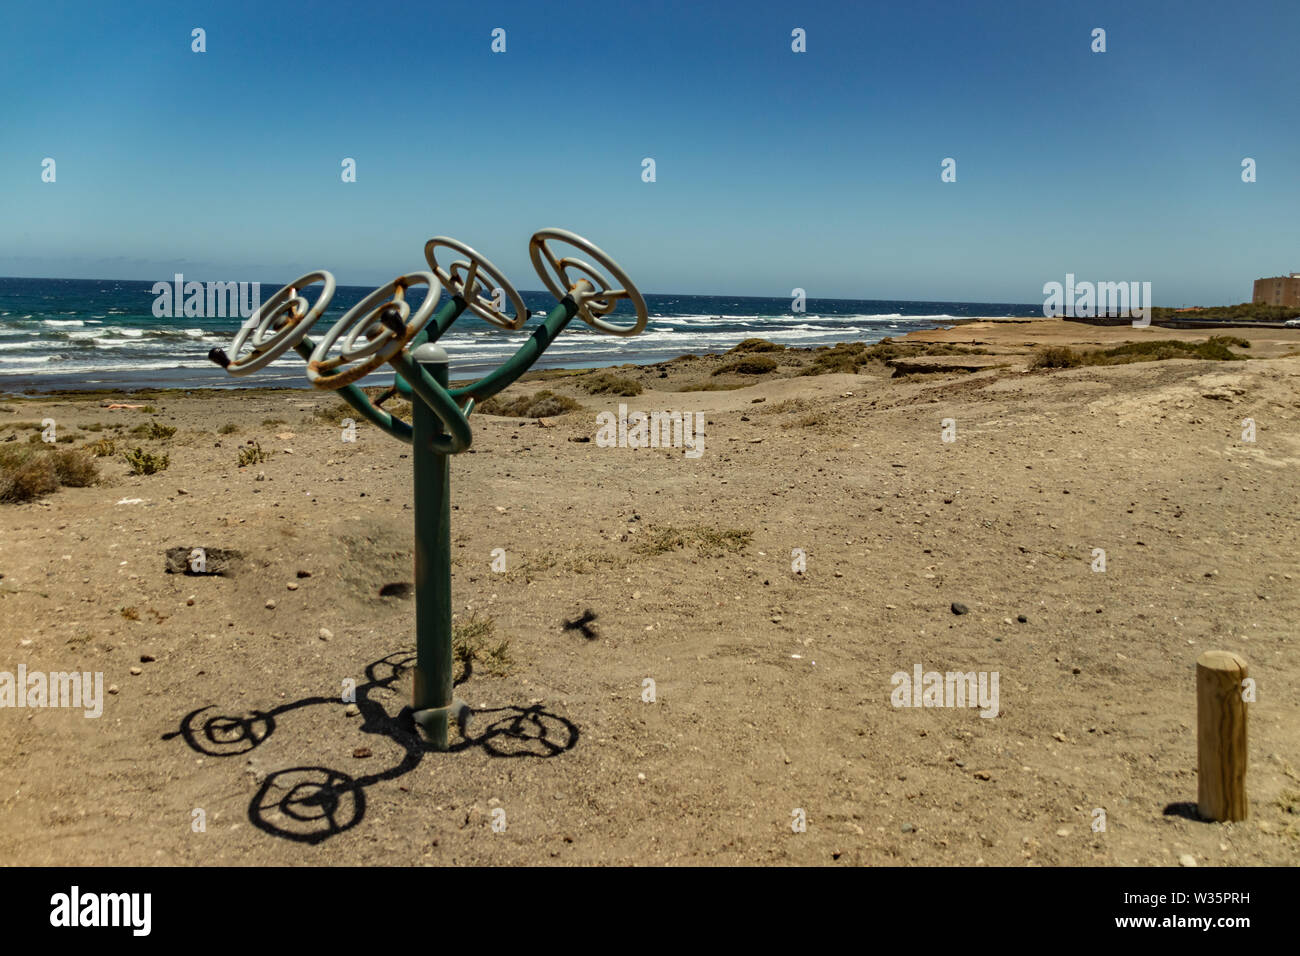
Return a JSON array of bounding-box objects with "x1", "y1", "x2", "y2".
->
[
  {"x1": 224, "y1": 272, "x2": 336, "y2": 375},
  {"x1": 305, "y1": 272, "x2": 438, "y2": 391}
]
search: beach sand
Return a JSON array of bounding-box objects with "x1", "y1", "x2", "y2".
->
[{"x1": 2, "y1": 317, "x2": 1298, "y2": 865}]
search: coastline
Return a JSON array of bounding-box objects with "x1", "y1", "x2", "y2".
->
[
  {"x1": 4, "y1": 315, "x2": 1300, "y2": 399},
  {"x1": 1, "y1": 278, "x2": 1036, "y2": 395}
]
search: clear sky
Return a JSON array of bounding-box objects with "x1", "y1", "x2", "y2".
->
[{"x1": 1, "y1": 0, "x2": 1297, "y2": 304}]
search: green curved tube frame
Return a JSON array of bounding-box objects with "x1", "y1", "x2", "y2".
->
[
  {"x1": 393, "y1": 295, "x2": 467, "y2": 398},
  {"x1": 295, "y1": 295, "x2": 580, "y2": 451},
  {"x1": 291, "y1": 338, "x2": 413, "y2": 443},
  {"x1": 386, "y1": 350, "x2": 473, "y2": 455},
  {"x1": 387, "y1": 296, "x2": 581, "y2": 445},
  {"x1": 449, "y1": 296, "x2": 578, "y2": 405},
  {"x1": 392, "y1": 294, "x2": 579, "y2": 408},
  {"x1": 291, "y1": 294, "x2": 472, "y2": 442}
]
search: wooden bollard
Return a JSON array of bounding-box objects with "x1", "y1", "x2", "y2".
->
[{"x1": 1196, "y1": 650, "x2": 1249, "y2": 822}]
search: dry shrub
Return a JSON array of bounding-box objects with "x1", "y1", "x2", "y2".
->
[
  {"x1": 580, "y1": 373, "x2": 643, "y2": 396},
  {"x1": 0, "y1": 447, "x2": 58, "y2": 503},
  {"x1": 51, "y1": 448, "x2": 99, "y2": 487},
  {"x1": 712, "y1": 356, "x2": 778, "y2": 376},
  {"x1": 479, "y1": 390, "x2": 583, "y2": 417},
  {"x1": 728, "y1": 338, "x2": 786, "y2": 354}
]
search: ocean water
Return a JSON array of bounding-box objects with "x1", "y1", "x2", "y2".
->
[{"x1": 0, "y1": 277, "x2": 1042, "y2": 393}]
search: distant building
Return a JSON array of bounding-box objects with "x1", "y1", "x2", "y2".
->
[{"x1": 1253, "y1": 273, "x2": 1300, "y2": 306}]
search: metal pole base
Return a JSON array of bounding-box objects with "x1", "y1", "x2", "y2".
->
[{"x1": 412, "y1": 697, "x2": 472, "y2": 750}]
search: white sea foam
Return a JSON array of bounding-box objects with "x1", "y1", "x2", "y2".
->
[
  {"x1": 0, "y1": 296, "x2": 976, "y2": 389},
  {"x1": 0, "y1": 359, "x2": 186, "y2": 373}
]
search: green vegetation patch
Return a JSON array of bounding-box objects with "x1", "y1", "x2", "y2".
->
[
  {"x1": 452, "y1": 613, "x2": 514, "y2": 679},
  {"x1": 727, "y1": 338, "x2": 786, "y2": 354},
  {"x1": 801, "y1": 338, "x2": 991, "y2": 376},
  {"x1": 1150, "y1": 303, "x2": 1300, "y2": 322},
  {"x1": 129, "y1": 420, "x2": 176, "y2": 440},
  {"x1": 124, "y1": 447, "x2": 170, "y2": 475},
  {"x1": 237, "y1": 441, "x2": 272, "y2": 467},
  {"x1": 712, "y1": 356, "x2": 778, "y2": 376},
  {"x1": 1031, "y1": 336, "x2": 1250, "y2": 370}
]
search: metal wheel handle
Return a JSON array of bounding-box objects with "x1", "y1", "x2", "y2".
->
[
  {"x1": 214, "y1": 272, "x2": 336, "y2": 375},
  {"x1": 305, "y1": 272, "x2": 439, "y2": 390},
  {"x1": 424, "y1": 237, "x2": 528, "y2": 331},
  {"x1": 528, "y1": 228, "x2": 648, "y2": 336}
]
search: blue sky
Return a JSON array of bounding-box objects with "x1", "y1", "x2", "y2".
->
[{"x1": 1, "y1": 0, "x2": 1297, "y2": 304}]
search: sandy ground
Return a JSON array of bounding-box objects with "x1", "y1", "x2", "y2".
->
[{"x1": 1, "y1": 317, "x2": 1298, "y2": 866}]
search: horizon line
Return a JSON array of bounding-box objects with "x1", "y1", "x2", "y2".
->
[{"x1": 0, "y1": 275, "x2": 1231, "y2": 309}]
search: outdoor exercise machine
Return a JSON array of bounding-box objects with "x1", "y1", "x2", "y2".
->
[{"x1": 207, "y1": 228, "x2": 648, "y2": 750}]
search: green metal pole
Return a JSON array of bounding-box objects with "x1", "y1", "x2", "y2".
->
[
  {"x1": 394, "y1": 297, "x2": 464, "y2": 399},
  {"x1": 408, "y1": 343, "x2": 463, "y2": 749}
]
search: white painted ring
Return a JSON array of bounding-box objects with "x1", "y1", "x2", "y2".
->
[
  {"x1": 528, "y1": 228, "x2": 647, "y2": 336},
  {"x1": 224, "y1": 272, "x2": 336, "y2": 375},
  {"x1": 424, "y1": 237, "x2": 528, "y2": 331}
]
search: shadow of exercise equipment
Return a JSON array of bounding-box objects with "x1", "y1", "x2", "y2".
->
[{"x1": 164, "y1": 653, "x2": 580, "y2": 843}]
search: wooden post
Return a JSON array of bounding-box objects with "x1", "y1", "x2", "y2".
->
[{"x1": 1196, "y1": 650, "x2": 1249, "y2": 822}]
